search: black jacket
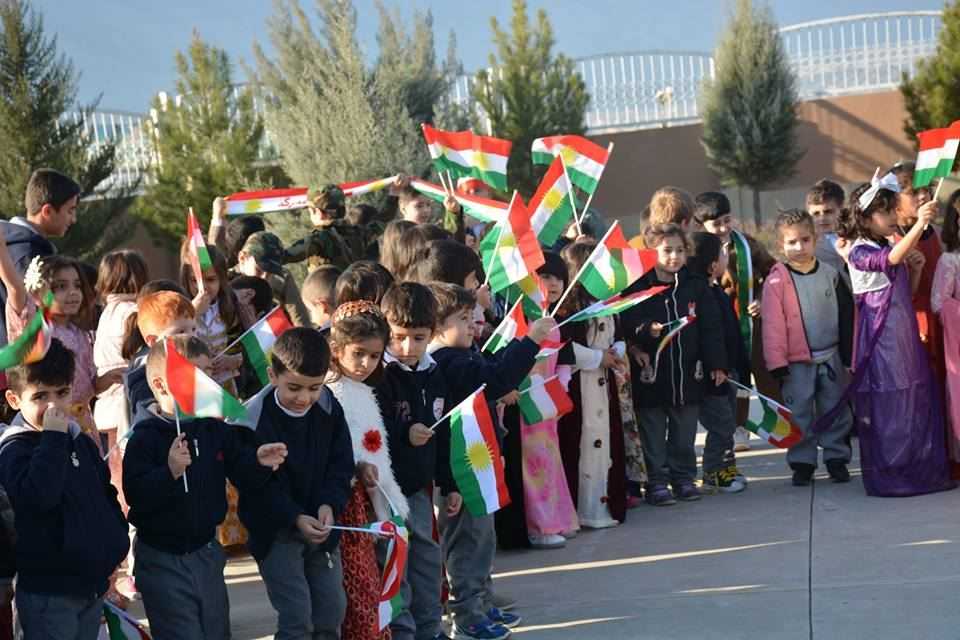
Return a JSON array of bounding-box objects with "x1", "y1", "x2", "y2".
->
[
  {"x1": 374, "y1": 356, "x2": 454, "y2": 497},
  {"x1": 0, "y1": 421, "x2": 128, "y2": 597},
  {"x1": 123, "y1": 409, "x2": 271, "y2": 555},
  {"x1": 0, "y1": 218, "x2": 55, "y2": 345},
  {"x1": 623, "y1": 268, "x2": 727, "y2": 408},
  {"x1": 705, "y1": 284, "x2": 751, "y2": 396},
  {"x1": 238, "y1": 388, "x2": 354, "y2": 560}
]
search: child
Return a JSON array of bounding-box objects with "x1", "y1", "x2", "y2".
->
[
  {"x1": 933, "y1": 190, "x2": 960, "y2": 461},
  {"x1": 761, "y1": 211, "x2": 854, "y2": 486},
  {"x1": 398, "y1": 185, "x2": 438, "y2": 225},
  {"x1": 429, "y1": 283, "x2": 553, "y2": 638},
  {"x1": 556, "y1": 240, "x2": 630, "y2": 525},
  {"x1": 237, "y1": 328, "x2": 354, "y2": 640},
  {"x1": 301, "y1": 265, "x2": 342, "y2": 332},
  {"x1": 325, "y1": 301, "x2": 409, "y2": 640},
  {"x1": 283, "y1": 185, "x2": 366, "y2": 271},
  {"x1": 335, "y1": 261, "x2": 395, "y2": 307},
  {"x1": 649, "y1": 186, "x2": 695, "y2": 231},
  {"x1": 124, "y1": 336, "x2": 287, "y2": 639},
  {"x1": 805, "y1": 179, "x2": 847, "y2": 276},
  {"x1": 687, "y1": 232, "x2": 748, "y2": 493},
  {"x1": 622, "y1": 224, "x2": 727, "y2": 506},
  {"x1": 379, "y1": 220, "x2": 416, "y2": 276},
  {"x1": 375, "y1": 283, "x2": 457, "y2": 640},
  {"x1": 837, "y1": 178, "x2": 953, "y2": 496},
  {"x1": 235, "y1": 231, "x2": 310, "y2": 327},
  {"x1": 0, "y1": 339, "x2": 129, "y2": 640}
]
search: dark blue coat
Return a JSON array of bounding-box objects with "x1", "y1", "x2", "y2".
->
[{"x1": 0, "y1": 218, "x2": 55, "y2": 345}]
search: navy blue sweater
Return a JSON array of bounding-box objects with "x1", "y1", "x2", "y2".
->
[
  {"x1": 0, "y1": 423, "x2": 128, "y2": 597},
  {"x1": 238, "y1": 389, "x2": 354, "y2": 560},
  {"x1": 123, "y1": 410, "x2": 271, "y2": 555},
  {"x1": 0, "y1": 218, "x2": 55, "y2": 345}
]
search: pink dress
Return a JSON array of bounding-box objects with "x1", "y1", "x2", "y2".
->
[{"x1": 932, "y1": 251, "x2": 960, "y2": 465}]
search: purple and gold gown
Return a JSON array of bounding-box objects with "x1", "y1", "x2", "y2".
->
[{"x1": 847, "y1": 239, "x2": 955, "y2": 497}]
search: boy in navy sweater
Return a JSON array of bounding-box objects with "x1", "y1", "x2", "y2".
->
[
  {"x1": 427, "y1": 283, "x2": 554, "y2": 640},
  {"x1": 123, "y1": 336, "x2": 287, "y2": 640},
  {"x1": 0, "y1": 339, "x2": 129, "y2": 640},
  {"x1": 237, "y1": 327, "x2": 355, "y2": 640},
  {"x1": 376, "y1": 282, "x2": 460, "y2": 640}
]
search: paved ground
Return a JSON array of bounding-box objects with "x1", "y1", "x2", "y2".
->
[{"x1": 128, "y1": 434, "x2": 960, "y2": 639}]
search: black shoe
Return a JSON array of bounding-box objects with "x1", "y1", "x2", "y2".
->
[
  {"x1": 791, "y1": 463, "x2": 815, "y2": 487},
  {"x1": 826, "y1": 459, "x2": 851, "y2": 483}
]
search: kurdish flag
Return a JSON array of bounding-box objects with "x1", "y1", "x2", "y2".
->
[
  {"x1": 0, "y1": 296, "x2": 52, "y2": 370},
  {"x1": 559, "y1": 286, "x2": 670, "y2": 326},
  {"x1": 224, "y1": 187, "x2": 309, "y2": 215},
  {"x1": 481, "y1": 194, "x2": 545, "y2": 294},
  {"x1": 576, "y1": 221, "x2": 657, "y2": 300},
  {"x1": 238, "y1": 306, "x2": 293, "y2": 386},
  {"x1": 482, "y1": 299, "x2": 528, "y2": 354},
  {"x1": 652, "y1": 313, "x2": 696, "y2": 375},
  {"x1": 374, "y1": 518, "x2": 409, "y2": 630},
  {"x1": 914, "y1": 123, "x2": 960, "y2": 188},
  {"x1": 529, "y1": 156, "x2": 576, "y2": 246},
  {"x1": 508, "y1": 273, "x2": 550, "y2": 320},
  {"x1": 731, "y1": 380, "x2": 803, "y2": 449},
  {"x1": 518, "y1": 375, "x2": 573, "y2": 425},
  {"x1": 410, "y1": 178, "x2": 508, "y2": 224},
  {"x1": 448, "y1": 386, "x2": 510, "y2": 516},
  {"x1": 187, "y1": 209, "x2": 212, "y2": 292},
  {"x1": 340, "y1": 175, "x2": 399, "y2": 197},
  {"x1": 166, "y1": 339, "x2": 247, "y2": 420},
  {"x1": 532, "y1": 135, "x2": 610, "y2": 195},
  {"x1": 102, "y1": 601, "x2": 152, "y2": 639},
  {"x1": 422, "y1": 124, "x2": 512, "y2": 192},
  {"x1": 730, "y1": 230, "x2": 754, "y2": 354}
]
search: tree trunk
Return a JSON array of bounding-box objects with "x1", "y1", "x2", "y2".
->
[{"x1": 752, "y1": 188, "x2": 762, "y2": 229}]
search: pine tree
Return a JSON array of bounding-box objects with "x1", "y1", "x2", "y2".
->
[
  {"x1": 135, "y1": 31, "x2": 271, "y2": 244},
  {"x1": 700, "y1": 0, "x2": 803, "y2": 227},
  {"x1": 902, "y1": 2, "x2": 960, "y2": 145},
  {"x1": 471, "y1": 0, "x2": 589, "y2": 198},
  {"x1": 0, "y1": 0, "x2": 133, "y2": 260}
]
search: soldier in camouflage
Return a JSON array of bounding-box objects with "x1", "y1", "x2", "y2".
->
[{"x1": 283, "y1": 185, "x2": 370, "y2": 272}]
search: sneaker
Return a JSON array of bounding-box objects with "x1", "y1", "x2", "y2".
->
[
  {"x1": 489, "y1": 591, "x2": 516, "y2": 611},
  {"x1": 702, "y1": 468, "x2": 746, "y2": 494},
  {"x1": 729, "y1": 465, "x2": 748, "y2": 485},
  {"x1": 734, "y1": 427, "x2": 752, "y2": 452},
  {"x1": 645, "y1": 484, "x2": 677, "y2": 506},
  {"x1": 826, "y1": 459, "x2": 851, "y2": 483},
  {"x1": 560, "y1": 529, "x2": 579, "y2": 540},
  {"x1": 453, "y1": 620, "x2": 512, "y2": 639},
  {"x1": 673, "y1": 482, "x2": 702, "y2": 501},
  {"x1": 528, "y1": 533, "x2": 566, "y2": 549},
  {"x1": 791, "y1": 463, "x2": 815, "y2": 487},
  {"x1": 487, "y1": 607, "x2": 521, "y2": 629}
]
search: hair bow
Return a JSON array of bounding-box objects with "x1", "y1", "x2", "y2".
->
[{"x1": 858, "y1": 168, "x2": 900, "y2": 211}]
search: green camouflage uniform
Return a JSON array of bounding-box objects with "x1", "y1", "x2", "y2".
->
[{"x1": 283, "y1": 184, "x2": 371, "y2": 272}]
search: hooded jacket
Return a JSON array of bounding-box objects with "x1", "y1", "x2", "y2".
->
[{"x1": 0, "y1": 218, "x2": 55, "y2": 345}]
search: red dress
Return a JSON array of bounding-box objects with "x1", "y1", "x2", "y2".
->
[{"x1": 341, "y1": 483, "x2": 390, "y2": 640}]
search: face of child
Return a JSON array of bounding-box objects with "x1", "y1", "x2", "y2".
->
[
  {"x1": 401, "y1": 196, "x2": 435, "y2": 225},
  {"x1": 808, "y1": 200, "x2": 840, "y2": 235},
  {"x1": 655, "y1": 236, "x2": 687, "y2": 274},
  {"x1": 49, "y1": 266, "x2": 84, "y2": 318},
  {"x1": 387, "y1": 324, "x2": 433, "y2": 368},
  {"x1": 867, "y1": 206, "x2": 898, "y2": 239},
  {"x1": 269, "y1": 369, "x2": 327, "y2": 414},
  {"x1": 896, "y1": 191, "x2": 918, "y2": 226},
  {"x1": 38, "y1": 196, "x2": 78, "y2": 238},
  {"x1": 236, "y1": 252, "x2": 267, "y2": 279},
  {"x1": 5, "y1": 381, "x2": 72, "y2": 429},
  {"x1": 437, "y1": 308, "x2": 474, "y2": 349},
  {"x1": 144, "y1": 318, "x2": 198, "y2": 348},
  {"x1": 336, "y1": 337, "x2": 385, "y2": 382},
  {"x1": 540, "y1": 273, "x2": 565, "y2": 303},
  {"x1": 702, "y1": 214, "x2": 733, "y2": 243},
  {"x1": 780, "y1": 224, "x2": 816, "y2": 265},
  {"x1": 463, "y1": 271, "x2": 480, "y2": 292},
  {"x1": 309, "y1": 204, "x2": 337, "y2": 227}
]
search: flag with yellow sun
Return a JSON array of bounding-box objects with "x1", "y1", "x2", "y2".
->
[{"x1": 447, "y1": 386, "x2": 511, "y2": 516}]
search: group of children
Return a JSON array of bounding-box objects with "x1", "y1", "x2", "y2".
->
[{"x1": 0, "y1": 161, "x2": 958, "y2": 640}]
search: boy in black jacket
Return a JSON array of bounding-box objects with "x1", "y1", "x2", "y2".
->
[
  {"x1": 0, "y1": 339, "x2": 128, "y2": 640},
  {"x1": 623, "y1": 224, "x2": 728, "y2": 506},
  {"x1": 427, "y1": 284, "x2": 554, "y2": 640},
  {"x1": 123, "y1": 336, "x2": 287, "y2": 640},
  {"x1": 376, "y1": 283, "x2": 460, "y2": 640},
  {"x1": 237, "y1": 327, "x2": 354, "y2": 640}
]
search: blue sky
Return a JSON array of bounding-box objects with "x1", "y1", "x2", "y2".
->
[{"x1": 35, "y1": 0, "x2": 942, "y2": 113}]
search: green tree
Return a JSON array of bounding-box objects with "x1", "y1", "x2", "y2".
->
[
  {"x1": 135, "y1": 31, "x2": 270, "y2": 244},
  {"x1": 700, "y1": 0, "x2": 803, "y2": 227},
  {"x1": 902, "y1": 2, "x2": 960, "y2": 145},
  {"x1": 471, "y1": 0, "x2": 589, "y2": 197},
  {"x1": 0, "y1": 0, "x2": 134, "y2": 260}
]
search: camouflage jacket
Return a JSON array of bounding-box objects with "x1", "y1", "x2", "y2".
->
[{"x1": 283, "y1": 221, "x2": 371, "y2": 272}]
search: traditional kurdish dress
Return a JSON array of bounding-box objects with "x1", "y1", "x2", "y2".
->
[
  {"x1": 327, "y1": 375, "x2": 408, "y2": 640},
  {"x1": 846, "y1": 239, "x2": 954, "y2": 497},
  {"x1": 895, "y1": 226, "x2": 945, "y2": 382},
  {"x1": 932, "y1": 250, "x2": 960, "y2": 472}
]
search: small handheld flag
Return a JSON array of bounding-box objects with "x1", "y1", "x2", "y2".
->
[
  {"x1": 166, "y1": 339, "x2": 247, "y2": 421},
  {"x1": 728, "y1": 379, "x2": 803, "y2": 449},
  {"x1": 422, "y1": 124, "x2": 512, "y2": 192},
  {"x1": 186, "y1": 208, "x2": 212, "y2": 294},
  {"x1": 0, "y1": 292, "x2": 53, "y2": 370},
  {"x1": 227, "y1": 306, "x2": 293, "y2": 387},
  {"x1": 518, "y1": 375, "x2": 573, "y2": 425},
  {"x1": 102, "y1": 600, "x2": 152, "y2": 639}
]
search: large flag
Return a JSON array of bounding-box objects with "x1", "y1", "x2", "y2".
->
[
  {"x1": 575, "y1": 221, "x2": 657, "y2": 300},
  {"x1": 531, "y1": 135, "x2": 610, "y2": 196},
  {"x1": 409, "y1": 178, "x2": 508, "y2": 223},
  {"x1": 518, "y1": 376, "x2": 573, "y2": 425},
  {"x1": 731, "y1": 381, "x2": 804, "y2": 449},
  {"x1": 422, "y1": 124, "x2": 511, "y2": 192},
  {"x1": 339, "y1": 175, "x2": 399, "y2": 198},
  {"x1": 166, "y1": 339, "x2": 247, "y2": 420},
  {"x1": 186, "y1": 209, "x2": 212, "y2": 293},
  {"x1": 224, "y1": 187, "x2": 309, "y2": 215},
  {"x1": 239, "y1": 306, "x2": 293, "y2": 386},
  {"x1": 373, "y1": 517, "x2": 409, "y2": 630},
  {"x1": 528, "y1": 156, "x2": 576, "y2": 246},
  {"x1": 730, "y1": 230, "x2": 754, "y2": 354},
  {"x1": 481, "y1": 194, "x2": 545, "y2": 294},
  {"x1": 0, "y1": 292, "x2": 53, "y2": 370},
  {"x1": 914, "y1": 123, "x2": 960, "y2": 188},
  {"x1": 558, "y1": 286, "x2": 670, "y2": 326},
  {"x1": 102, "y1": 601, "x2": 152, "y2": 639},
  {"x1": 481, "y1": 299, "x2": 528, "y2": 354},
  {"x1": 448, "y1": 386, "x2": 510, "y2": 516}
]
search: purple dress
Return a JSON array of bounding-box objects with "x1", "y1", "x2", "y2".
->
[{"x1": 848, "y1": 241, "x2": 954, "y2": 497}]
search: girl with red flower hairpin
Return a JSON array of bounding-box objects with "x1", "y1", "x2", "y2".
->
[{"x1": 325, "y1": 300, "x2": 409, "y2": 639}]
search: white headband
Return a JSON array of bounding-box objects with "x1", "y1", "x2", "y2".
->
[{"x1": 858, "y1": 168, "x2": 900, "y2": 210}]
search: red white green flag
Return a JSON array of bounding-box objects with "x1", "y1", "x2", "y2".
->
[
  {"x1": 575, "y1": 221, "x2": 657, "y2": 300},
  {"x1": 914, "y1": 123, "x2": 960, "y2": 188},
  {"x1": 731, "y1": 230, "x2": 754, "y2": 355},
  {"x1": 482, "y1": 299, "x2": 528, "y2": 354},
  {"x1": 238, "y1": 306, "x2": 293, "y2": 386},
  {"x1": 166, "y1": 339, "x2": 247, "y2": 420},
  {"x1": 480, "y1": 194, "x2": 545, "y2": 294},
  {"x1": 102, "y1": 601, "x2": 152, "y2": 639},
  {"x1": 557, "y1": 286, "x2": 670, "y2": 327},
  {"x1": 532, "y1": 135, "x2": 610, "y2": 195},
  {"x1": 187, "y1": 209, "x2": 212, "y2": 293},
  {"x1": 448, "y1": 386, "x2": 510, "y2": 516},
  {"x1": 730, "y1": 380, "x2": 803, "y2": 449},
  {"x1": 224, "y1": 187, "x2": 309, "y2": 215},
  {"x1": 0, "y1": 292, "x2": 53, "y2": 370},
  {"x1": 529, "y1": 155, "x2": 576, "y2": 246},
  {"x1": 508, "y1": 273, "x2": 550, "y2": 320},
  {"x1": 652, "y1": 313, "x2": 696, "y2": 376},
  {"x1": 422, "y1": 124, "x2": 511, "y2": 192},
  {"x1": 340, "y1": 176, "x2": 399, "y2": 197},
  {"x1": 409, "y1": 178, "x2": 508, "y2": 224},
  {"x1": 518, "y1": 375, "x2": 573, "y2": 425},
  {"x1": 373, "y1": 517, "x2": 409, "y2": 630}
]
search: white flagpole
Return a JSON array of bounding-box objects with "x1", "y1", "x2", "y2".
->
[
  {"x1": 216, "y1": 305, "x2": 283, "y2": 360},
  {"x1": 548, "y1": 221, "x2": 621, "y2": 318},
  {"x1": 577, "y1": 142, "x2": 614, "y2": 225},
  {"x1": 559, "y1": 155, "x2": 583, "y2": 236},
  {"x1": 428, "y1": 384, "x2": 487, "y2": 431}
]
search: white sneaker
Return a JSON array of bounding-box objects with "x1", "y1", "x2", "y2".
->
[
  {"x1": 528, "y1": 534, "x2": 566, "y2": 549},
  {"x1": 734, "y1": 427, "x2": 752, "y2": 452}
]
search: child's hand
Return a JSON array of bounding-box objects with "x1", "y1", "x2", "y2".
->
[
  {"x1": 357, "y1": 462, "x2": 379, "y2": 488},
  {"x1": 529, "y1": 317, "x2": 558, "y2": 344},
  {"x1": 316, "y1": 505, "x2": 334, "y2": 542},
  {"x1": 409, "y1": 423, "x2": 433, "y2": 447},
  {"x1": 213, "y1": 353, "x2": 244, "y2": 379},
  {"x1": 747, "y1": 300, "x2": 761, "y2": 317},
  {"x1": 212, "y1": 197, "x2": 227, "y2": 225},
  {"x1": 711, "y1": 369, "x2": 728, "y2": 387},
  {"x1": 256, "y1": 442, "x2": 288, "y2": 470},
  {"x1": 649, "y1": 322, "x2": 663, "y2": 338},
  {"x1": 917, "y1": 200, "x2": 937, "y2": 228},
  {"x1": 443, "y1": 193, "x2": 461, "y2": 213},
  {"x1": 446, "y1": 491, "x2": 463, "y2": 517},
  {"x1": 499, "y1": 390, "x2": 520, "y2": 406},
  {"x1": 191, "y1": 289, "x2": 214, "y2": 316},
  {"x1": 600, "y1": 348, "x2": 621, "y2": 370},
  {"x1": 295, "y1": 514, "x2": 329, "y2": 544},
  {"x1": 391, "y1": 174, "x2": 411, "y2": 194},
  {"x1": 95, "y1": 367, "x2": 126, "y2": 393},
  {"x1": 629, "y1": 346, "x2": 650, "y2": 369},
  {"x1": 906, "y1": 249, "x2": 926, "y2": 272},
  {"x1": 476, "y1": 284, "x2": 492, "y2": 311},
  {"x1": 167, "y1": 433, "x2": 192, "y2": 479},
  {"x1": 41, "y1": 403, "x2": 69, "y2": 433}
]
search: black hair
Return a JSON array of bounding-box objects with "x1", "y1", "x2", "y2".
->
[
  {"x1": 6, "y1": 338, "x2": 75, "y2": 393},
  {"x1": 687, "y1": 232, "x2": 722, "y2": 278},
  {"x1": 270, "y1": 327, "x2": 331, "y2": 378},
  {"x1": 838, "y1": 183, "x2": 898, "y2": 242},
  {"x1": 806, "y1": 179, "x2": 845, "y2": 207},
  {"x1": 694, "y1": 191, "x2": 731, "y2": 223},
  {"x1": 774, "y1": 209, "x2": 816, "y2": 239},
  {"x1": 335, "y1": 261, "x2": 395, "y2": 306},
  {"x1": 329, "y1": 308, "x2": 391, "y2": 384},
  {"x1": 345, "y1": 203, "x2": 379, "y2": 227},
  {"x1": 428, "y1": 282, "x2": 477, "y2": 322},
  {"x1": 380, "y1": 282, "x2": 437, "y2": 330},
  {"x1": 224, "y1": 216, "x2": 266, "y2": 266},
  {"x1": 943, "y1": 188, "x2": 960, "y2": 253},
  {"x1": 414, "y1": 239, "x2": 483, "y2": 286},
  {"x1": 537, "y1": 250, "x2": 568, "y2": 289},
  {"x1": 24, "y1": 169, "x2": 81, "y2": 217}
]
